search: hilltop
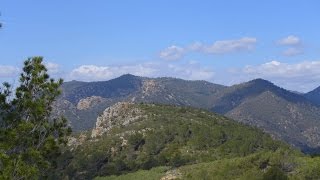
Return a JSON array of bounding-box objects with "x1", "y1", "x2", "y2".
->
[{"x1": 53, "y1": 103, "x2": 320, "y2": 179}]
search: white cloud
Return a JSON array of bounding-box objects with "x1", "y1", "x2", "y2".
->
[
  {"x1": 230, "y1": 60, "x2": 320, "y2": 92},
  {"x1": 69, "y1": 64, "x2": 157, "y2": 81},
  {"x1": 243, "y1": 60, "x2": 320, "y2": 78},
  {"x1": 187, "y1": 42, "x2": 203, "y2": 51},
  {"x1": 69, "y1": 61, "x2": 214, "y2": 82},
  {"x1": 159, "y1": 45, "x2": 185, "y2": 61},
  {"x1": 160, "y1": 37, "x2": 257, "y2": 60},
  {"x1": 282, "y1": 47, "x2": 304, "y2": 56},
  {"x1": 70, "y1": 65, "x2": 109, "y2": 81},
  {"x1": 201, "y1": 37, "x2": 257, "y2": 54},
  {"x1": 277, "y1": 35, "x2": 304, "y2": 57},
  {"x1": 0, "y1": 65, "x2": 19, "y2": 78},
  {"x1": 277, "y1": 35, "x2": 301, "y2": 46},
  {"x1": 45, "y1": 62, "x2": 60, "y2": 73},
  {"x1": 65, "y1": 58, "x2": 320, "y2": 92},
  {"x1": 167, "y1": 61, "x2": 215, "y2": 81}
]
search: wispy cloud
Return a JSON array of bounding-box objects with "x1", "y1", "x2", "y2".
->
[
  {"x1": 69, "y1": 61, "x2": 214, "y2": 82},
  {"x1": 197, "y1": 37, "x2": 257, "y2": 54},
  {"x1": 282, "y1": 48, "x2": 304, "y2": 56},
  {"x1": 242, "y1": 60, "x2": 318, "y2": 77},
  {"x1": 159, "y1": 45, "x2": 185, "y2": 61},
  {"x1": 277, "y1": 35, "x2": 301, "y2": 46},
  {"x1": 229, "y1": 60, "x2": 320, "y2": 92},
  {"x1": 61, "y1": 58, "x2": 320, "y2": 92},
  {"x1": 0, "y1": 65, "x2": 19, "y2": 78},
  {"x1": 69, "y1": 64, "x2": 157, "y2": 81},
  {"x1": 159, "y1": 37, "x2": 257, "y2": 60},
  {"x1": 45, "y1": 62, "x2": 60, "y2": 74},
  {"x1": 277, "y1": 35, "x2": 304, "y2": 57}
]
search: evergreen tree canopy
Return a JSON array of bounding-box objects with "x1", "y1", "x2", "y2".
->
[{"x1": 0, "y1": 57, "x2": 71, "y2": 179}]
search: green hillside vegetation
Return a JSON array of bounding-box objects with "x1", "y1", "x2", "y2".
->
[
  {"x1": 210, "y1": 79, "x2": 308, "y2": 114},
  {"x1": 95, "y1": 151, "x2": 320, "y2": 180},
  {"x1": 52, "y1": 103, "x2": 310, "y2": 179},
  {"x1": 94, "y1": 167, "x2": 169, "y2": 180}
]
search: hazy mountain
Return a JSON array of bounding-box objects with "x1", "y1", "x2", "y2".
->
[
  {"x1": 304, "y1": 86, "x2": 320, "y2": 106},
  {"x1": 211, "y1": 79, "x2": 320, "y2": 153},
  {"x1": 54, "y1": 74, "x2": 320, "y2": 153},
  {"x1": 210, "y1": 79, "x2": 309, "y2": 113}
]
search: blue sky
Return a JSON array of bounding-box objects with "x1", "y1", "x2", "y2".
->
[{"x1": 1, "y1": 0, "x2": 320, "y2": 92}]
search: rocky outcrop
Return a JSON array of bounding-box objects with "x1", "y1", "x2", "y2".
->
[
  {"x1": 91, "y1": 102, "x2": 145, "y2": 138},
  {"x1": 142, "y1": 79, "x2": 163, "y2": 96},
  {"x1": 67, "y1": 133, "x2": 88, "y2": 150},
  {"x1": 161, "y1": 169, "x2": 182, "y2": 180},
  {"x1": 303, "y1": 127, "x2": 320, "y2": 147},
  {"x1": 76, "y1": 96, "x2": 107, "y2": 110}
]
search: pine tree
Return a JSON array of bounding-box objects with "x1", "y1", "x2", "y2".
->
[{"x1": 0, "y1": 57, "x2": 71, "y2": 179}]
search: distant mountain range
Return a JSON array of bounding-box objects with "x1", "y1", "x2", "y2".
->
[{"x1": 53, "y1": 74, "x2": 320, "y2": 153}]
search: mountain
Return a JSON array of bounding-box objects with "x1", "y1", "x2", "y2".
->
[
  {"x1": 304, "y1": 86, "x2": 320, "y2": 106},
  {"x1": 211, "y1": 79, "x2": 320, "y2": 153},
  {"x1": 55, "y1": 103, "x2": 291, "y2": 179},
  {"x1": 54, "y1": 74, "x2": 320, "y2": 153},
  {"x1": 61, "y1": 74, "x2": 143, "y2": 104},
  {"x1": 210, "y1": 79, "x2": 309, "y2": 114},
  {"x1": 53, "y1": 74, "x2": 225, "y2": 131},
  {"x1": 54, "y1": 103, "x2": 320, "y2": 179}
]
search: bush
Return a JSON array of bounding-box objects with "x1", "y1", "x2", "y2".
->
[{"x1": 263, "y1": 166, "x2": 288, "y2": 180}]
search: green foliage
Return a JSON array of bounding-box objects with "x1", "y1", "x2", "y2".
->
[
  {"x1": 56, "y1": 104, "x2": 292, "y2": 179},
  {"x1": 95, "y1": 150, "x2": 320, "y2": 179},
  {"x1": 94, "y1": 166, "x2": 169, "y2": 180},
  {"x1": 177, "y1": 150, "x2": 318, "y2": 180},
  {"x1": 263, "y1": 166, "x2": 288, "y2": 180},
  {"x1": 0, "y1": 57, "x2": 71, "y2": 179},
  {"x1": 292, "y1": 156, "x2": 320, "y2": 179},
  {"x1": 48, "y1": 103, "x2": 320, "y2": 179}
]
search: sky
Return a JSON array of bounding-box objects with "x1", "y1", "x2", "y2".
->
[{"x1": 1, "y1": 0, "x2": 320, "y2": 92}]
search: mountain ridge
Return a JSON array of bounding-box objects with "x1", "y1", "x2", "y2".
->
[
  {"x1": 54, "y1": 74, "x2": 320, "y2": 153},
  {"x1": 304, "y1": 86, "x2": 320, "y2": 106}
]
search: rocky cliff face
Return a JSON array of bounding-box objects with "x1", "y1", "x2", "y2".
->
[
  {"x1": 91, "y1": 102, "x2": 145, "y2": 138},
  {"x1": 76, "y1": 96, "x2": 107, "y2": 110},
  {"x1": 141, "y1": 79, "x2": 164, "y2": 96},
  {"x1": 52, "y1": 99, "x2": 78, "y2": 121}
]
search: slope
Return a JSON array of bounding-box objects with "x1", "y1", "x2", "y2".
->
[
  {"x1": 54, "y1": 103, "x2": 291, "y2": 179},
  {"x1": 210, "y1": 79, "x2": 320, "y2": 153},
  {"x1": 54, "y1": 74, "x2": 225, "y2": 131},
  {"x1": 304, "y1": 86, "x2": 320, "y2": 106},
  {"x1": 96, "y1": 152, "x2": 320, "y2": 180}
]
